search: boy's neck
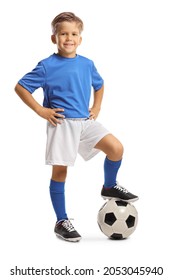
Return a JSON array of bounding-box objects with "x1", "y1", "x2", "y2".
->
[{"x1": 57, "y1": 52, "x2": 77, "y2": 59}]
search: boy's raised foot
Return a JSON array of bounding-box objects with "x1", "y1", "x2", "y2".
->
[{"x1": 101, "y1": 183, "x2": 139, "y2": 202}]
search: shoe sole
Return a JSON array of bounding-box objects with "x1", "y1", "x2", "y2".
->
[
  {"x1": 101, "y1": 195, "x2": 139, "y2": 203},
  {"x1": 55, "y1": 232, "x2": 81, "y2": 242}
]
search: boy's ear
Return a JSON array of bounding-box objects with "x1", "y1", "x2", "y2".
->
[
  {"x1": 79, "y1": 36, "x2": 82, "y2": 45},
  {"x1": 51, "y1": 35, "x2": 56, "y2": 44}
]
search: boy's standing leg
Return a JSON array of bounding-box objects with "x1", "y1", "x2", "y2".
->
[
  {"x1": 95, "y1": 134, "x2": 138, "y2": 202},
  {"x1": 50, "y1": 165, "x2": 81, "y2": 242}
]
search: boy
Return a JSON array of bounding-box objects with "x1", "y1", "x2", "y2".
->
[{"x1": 15, "y1": 12, "x2": 138, "y2": 242}]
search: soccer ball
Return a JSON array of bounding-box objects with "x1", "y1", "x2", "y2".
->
[{"x1": 97, "y1": 199, "x2": 138, "y2": 239}]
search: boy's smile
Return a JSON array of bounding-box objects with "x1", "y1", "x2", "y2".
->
[{"x1": 51, "y1": 21, "x2": 82, "y2": 58}]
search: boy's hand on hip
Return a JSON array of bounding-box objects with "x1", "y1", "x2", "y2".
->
[
  {"x1": 38, "y1": 107, "x2": 65, "y2": 126},
  {"x1": 89, "y1": 107, "x2": 100, "y2": 120}
]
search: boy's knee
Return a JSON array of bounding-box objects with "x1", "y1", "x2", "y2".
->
[
  {"x1": 109, "y1": 141, "x2": 124, "y2": 161},
  {"x1": 52, "y1": 166, "x2": 67, "y2": 181},
  {"x1": 115, "y1": 142, "x2": 124, "y2": 159}
]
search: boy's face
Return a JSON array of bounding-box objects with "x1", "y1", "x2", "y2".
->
[{"x1": 51, "y1": 21, "x2": 82, "y2": 58}]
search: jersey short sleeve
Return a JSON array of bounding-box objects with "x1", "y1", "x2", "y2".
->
[
  {"x1": 18, "y1": 62, "x2": 46, "y2": 93},
  {"x1": 91, "y1": 62, "x2": 104, "y2": 91}
]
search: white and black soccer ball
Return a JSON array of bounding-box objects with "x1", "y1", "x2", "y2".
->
[{"x1": 97, "y1": 199, "x2": 138, "y2": 239}]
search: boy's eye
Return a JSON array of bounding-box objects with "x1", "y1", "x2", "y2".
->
[{"x1": 60, "y1": 33, "x2": 79, "y2": 36}]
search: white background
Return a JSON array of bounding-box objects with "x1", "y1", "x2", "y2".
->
[{"x1": 0, "y1": 0, "x2": 173, "y2": 279}]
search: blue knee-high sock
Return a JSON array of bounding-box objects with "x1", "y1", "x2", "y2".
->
[
  {"x1": 104, "y1": 157, "x2": 122, "y2": 188},
  {"x1": 49, "y1": 179, "x2": 68, "y2": 221}
]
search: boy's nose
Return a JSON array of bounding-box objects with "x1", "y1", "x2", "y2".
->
[{"x1": 66, "y1": 34, "x2": 72, "y2": 40}]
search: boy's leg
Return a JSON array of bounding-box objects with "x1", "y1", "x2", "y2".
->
[
  {"x1": 95, "y1": 134, "x2": 138, "y2": 202},
  {"x1": 95, "y1": 134, "x2": 123, "y2": 188},
  {"x1": 50, "y1": 165, "x2": 81, "y2": 242},
  {"x1": 50, "y1": 165, "x2": 68, "y2": 221},
  {"x1": 95, "y1": 133, "x2": 123, "y2": 162}
]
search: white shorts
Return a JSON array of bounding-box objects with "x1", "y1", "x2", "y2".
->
[{"x1": 46, "y1": 119, "x2": 109, "y2": 166}]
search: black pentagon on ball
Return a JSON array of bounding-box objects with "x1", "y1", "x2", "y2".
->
[
  {"x1": 115, "y1": 200, "x2": 128, "y2": 207},
  {"x1": 110, "y1": 233, "x2": 123, "y2": 240},
  {"x1": 126, "y1": 215, "x2": 135, "y2": 228},
  {"x1": 105, "y1": 212, "x2": 117, "y2": 226}
]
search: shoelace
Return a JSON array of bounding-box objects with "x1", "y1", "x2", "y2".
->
[
  {"x1": 62, "y1": 220, "x2": 75, "y2": 232},
  {"x1": 114, "y1": 184, "x2": 128, "y2": 194}
]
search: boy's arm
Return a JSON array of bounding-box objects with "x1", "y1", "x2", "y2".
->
[
  {"x1": 89, "y1": 84, "x2": 104, "y2": 120},
  {"x1": 14, "y1": 83, "x2": 64, "y2": 126}
]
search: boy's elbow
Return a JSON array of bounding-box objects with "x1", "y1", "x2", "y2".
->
[
  {"x1": 14, "y1": 83, "x2": 20, "y2": 94},
  {"x1": 14, "y1": 83, "x2": 24, "y2": 96}
]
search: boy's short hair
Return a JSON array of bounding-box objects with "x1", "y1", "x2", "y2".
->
[{"x1": 51, "y1": 12, "x2": 84, "y2": 35}]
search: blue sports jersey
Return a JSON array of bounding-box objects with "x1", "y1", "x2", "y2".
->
[{"x1": 18, "y1": 53, "x2": 104, "y2": 118}]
